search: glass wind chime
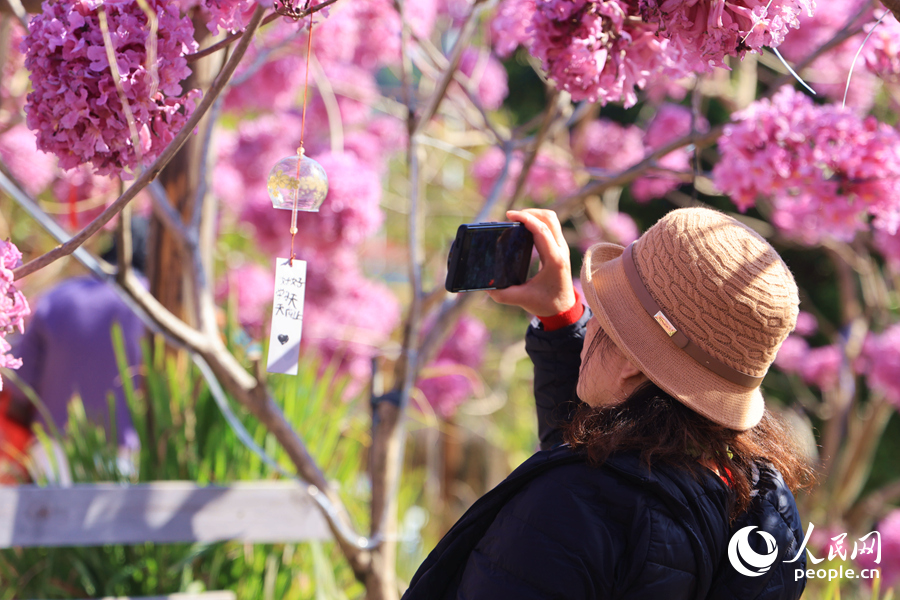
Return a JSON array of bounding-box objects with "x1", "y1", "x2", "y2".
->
[{"x1": 265, "y1": 2, "x2": 327, "y2": 376}]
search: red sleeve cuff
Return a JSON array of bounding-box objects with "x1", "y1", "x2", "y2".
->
[{"x1": 537, "y1": 288, "x2": 585, "y2": 332}]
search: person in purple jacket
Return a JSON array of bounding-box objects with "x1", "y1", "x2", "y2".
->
[
  {"x1": 404, "y1": 207, "x2": 813, "y2": 600},
  {"x1": 6, "y1": 222, "x2": 147, "y2": 457}
]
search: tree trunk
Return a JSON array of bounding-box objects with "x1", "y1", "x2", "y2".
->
[{"x1": 148, "y1": 20, "x2": 215, "y2": 325}]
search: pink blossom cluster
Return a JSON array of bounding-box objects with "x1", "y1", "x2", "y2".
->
[
  {"x1": 577, "y1": 212, "x2": 640, "y2": 251},
  {"x1": 528, "y1": 0, "x2": 681, "y2": 107},
  {"x1": 214, "y1": 113, "x2": 303, "y2": 212},
  {"x1": 639, "y1": 0, "x2": 815, "y2": 71},
  {"x1": 632, "y1": 104, "x2": 707, "y2": 203},
  {"x1": 335, "y1": 116, "x2": 407, "y2": 174},
  {"x1": 874, "y1": 229, "x2": 900, "y2": 272},
  {"x1": 855, "y1": 509, "x2": 900, "y2": 590},
  {"x1": 200, "y1": 0, "x2": 257, "y2": 34},
  {"x1": 302, "y1": 248, "x2": 400, "y2": 398},
  {"x1": 862, "y1": 12, "x2": 900, "y2": 83},
  {"x1": 794, "y1": 311, "x2": 818, "y2": 337},
  {"x1": 438, "y1": 0, "x2": 474, "y2": 24},
  {"x1": 458, "y1": 49, "x2": 509, "y2": 111},
  {"x1": 196, "y1": 0, "x2": 337, "y2": 35},
  {"x1": 862, "y1": 324, "x2": 900, "y2": 408},
  {"x1": 773, "y1": 335, "x2": 842, "y2": 391},
  {"x1": 224, "y1": 30, "x2": 306, "y2": 113},
  {"x1": 23, "y1": 0, "x2": 200, "y2": 176},
  {"x1": 215, "y1": 263, "x2": 275, "y2": 339},
  {"x1": 713, "y1": 86, "x2": 900, "y2": 243},
  {"x1": 1, "y1": 24, "x2": 27, "y2": 113},
  {"x1": 490, "y1": 0, "x2": 536, "y2": 58},
  {"x1": 418, "y1": 315, "x2": 489, "y2": 418},
  {"x1": 314, "y1": 0, "x2": 436, "y2": 69},
  {"x1": 291, "y1": 151, "x2": 385, "y2": 251},
  {"x1": 778, "y1": 0, "x2": 877, "y2": 111},
  {"x1": 471, "y1": 146, "x2": 578, "y2": 204},
  {"x1": 0, "y1": 124, "x2": 56, "y2": 197},
  {"x1": 571, "y1": 119, "x2": 643, "y2": 174},
  {"x1": 0, "y1": 240, "x2": 29, "y2": 378}
]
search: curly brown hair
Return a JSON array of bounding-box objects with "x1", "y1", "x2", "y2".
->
[{"x1": 563, "y1": 382, "x2": 816, "y2": 521}]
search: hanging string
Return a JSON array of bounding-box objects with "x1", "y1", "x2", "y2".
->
[{"x1": 290, "y1": 11, "x2": 315, "y2": 265}]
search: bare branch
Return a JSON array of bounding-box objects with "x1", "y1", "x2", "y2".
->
[
  {"x1": 506, "y1": 90, "x2": 561, "y2": 212},
  {"x1": 411, "y1": 2, "x2": 483, "y2": 137},
  {"x1": 1, "y1": 0, "x2": 29, "y2": 29},
  {"x1": 13, "y1": 4, "x2": 267, "y2": 282}
]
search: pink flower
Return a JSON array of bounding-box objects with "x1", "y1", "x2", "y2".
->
[
  {"x1": 0, "y1": 124, "x2": 56, "y2": 196},
  {"x1": 438, "y1": 0, "x2": 474, "y2": 24},
  {"x1": 471, "y1": 146, "x2": 578, "y2": 204},
  {"x1": 779, "y1": 0, "x2": 878, "y2": 112},
  {"x1": 224, "y1": 34, "x2": 306, "y2": 113},
  {"x1": 571, "y1": 119, "x2": 643, "y2": 174},
  {"x1": 339, "y1": 117, "x2": 406, "y2": 173},
  {"x1": 577, "y1": 212, "x2": 640, "y2": 251},
  {"x1": 418, "y1": 315, "x2": 489, "y2": 418},
  {"x1": 862, "y1": 12, "x2": 900, "y2": 83},
  {"x1": 1, "y1": 23, "x2": 27, "y2": 112},
  {"x1": 713, "y1": 86, "x2": 900, "y2": 243},
  {"x1": 855, "y1": 509, "x2": 900, "y2": 590},
  {"x1": 302, "y1": 247, "x2": 400, "y2": 398},
  {"x1": 603, "y1": 212, "x2": 639, "y2": 246},
  {"x1": 0, "y1": 239, "x2": 30, "y2": 380},
  {"x1": 215, "y1": 262, "x2": 275, "y2": 338},
  {"x1": 632, "y1": 104, "x2": 707, "y2": 203},
  {"x1": 314, "y1": 0, "x2": 432, "y2": 69},
  {"x1": 875, "y1": 229, "x2": 900, "y2": 273},
  {"x1": 458, "y1": 49, "x2": 509, "y2": 111},
  {"x1": 800, "y1": 344, "x2": 841, "y2": 390},
  {"x1": 23, "y1": 0, "x2": 200, "y2": 176},
  {"x1": 863, "y1": 324, "x2": 900, "y2": 407},
  {"x1": 774, "y1": 335, "x2": 809, "y2": 374},
  {"x1": 529, "y1": 0, "x2": 682, "y2": 107},
  {"x1": 490, "y1": 0, "x2": 536, "y2": 58},
  {"x1": 794, "y1": 311, "x2": 818, "y2": 337},
  {"x1": 214, "y1": 113, "x2": 303, "y2": 214},
  {"x1": 292, "y1": 151, "x2": 384, "y2": 251},
  {"x1": 201, "y1": 0, "x2": 257, "y2": 34},
  {"x1": 639, "y1": 0, "x2": 815, "y2": 71}
]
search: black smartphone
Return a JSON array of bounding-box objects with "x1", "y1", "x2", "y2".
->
[{"x1": 445, "y1": 222, "x2": 534, "y2": 292}]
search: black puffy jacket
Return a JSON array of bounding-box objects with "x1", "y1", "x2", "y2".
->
[{"x1": 403, "y1": 308, "x2": 808, "y2": 600}]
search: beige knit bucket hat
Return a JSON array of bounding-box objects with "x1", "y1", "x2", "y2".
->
[{"x1": 580, "y1": 208, "x2": 799, "y2": 430}]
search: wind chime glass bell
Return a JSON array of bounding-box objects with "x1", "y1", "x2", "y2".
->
[{"x1": 267, "y1": 153, "x2": 329, "y2": 211}]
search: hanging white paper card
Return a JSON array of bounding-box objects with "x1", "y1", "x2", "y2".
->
[{"x1": 267, "y1": 258, "x2": 306, "y2": 375}]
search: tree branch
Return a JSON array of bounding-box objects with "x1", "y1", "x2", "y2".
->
[{"x1": 411, "y1": 2, "x2": 483, "y2": 137}]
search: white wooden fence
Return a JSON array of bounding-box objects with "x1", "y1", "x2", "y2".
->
[{"x1": 0, "y1": 481, "x2": 331, "y2": 548}]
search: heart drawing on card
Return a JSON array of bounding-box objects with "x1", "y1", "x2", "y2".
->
[{"x1": 278, "y1": 334, "x2": 289, "y2": 345}]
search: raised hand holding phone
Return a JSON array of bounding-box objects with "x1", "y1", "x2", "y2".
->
[{"x1": 486, "y1": 210, "x2": 577, "y2": 317}]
